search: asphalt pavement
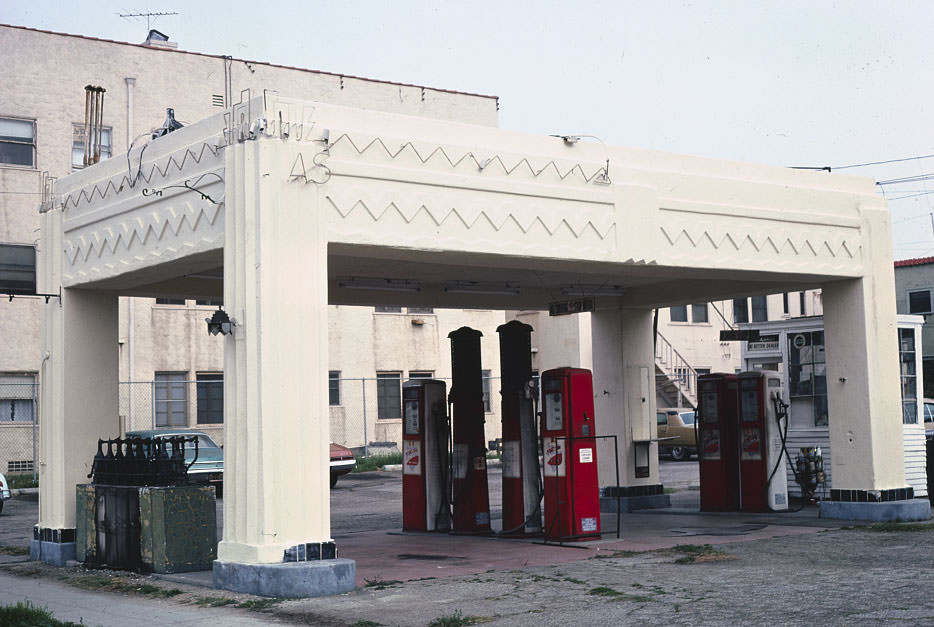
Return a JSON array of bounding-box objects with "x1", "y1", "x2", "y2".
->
[{"x1": 2, "y1": 461, "x2": 933, "y2": 626}]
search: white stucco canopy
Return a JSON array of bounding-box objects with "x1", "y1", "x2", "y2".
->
[{"x1": 35, "y1": 94, "x2": 914, "y2": 590}]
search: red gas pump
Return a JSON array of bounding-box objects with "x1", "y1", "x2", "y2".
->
[
  {"x1": 497, "y1": 320, "x2": 542, "y2": 536},
  {"x1": 697, "y1": 371, "x2": 788, "y2": 512},
  {"x1": 697, "y1": 373, "x2": 740, "y2": 512},
  {"x1": 540, "y1": 367, "x2": 600, "y2": 542},
  {"x1": 402, "y1": 378, "x2": 451, "y2": 532},
  {"x1": 448, "y1": 326, "x2": 492, "y2": 534}
]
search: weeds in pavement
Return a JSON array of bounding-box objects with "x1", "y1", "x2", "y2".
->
[
  {"x1": 65, "y1": 574, "x2": 183, "y2": 598},
  {"x1": 351, "y1": 621, "x2": 385, "y2": 627},
  {"x1": 427, "y1": 609, "x2": 490, "y2": 626},
  {"x1": 191, "y1": 596, "x2": 237, "y2": 607},
  {"x1": 236, "y1": 598, "x2": 284, "y2": 610},
  {"x1": 862, "y1": 522, "x2": 934, "y2": 532},
  {"x1": 353, "y1": 454, "x2": 403, "y2": 473},
  {"x1": 671, "y1": 544, "x2": 734, "y2": 564},
  {"x1": 587, "y1": 586, "x2": 655, "y2": 602},
  {"x1": 0, "y1": 600, "x2": 84, "y2": 627},
  {"x1": 0, "y1": 545, "x2": 30, "y2": 556}
]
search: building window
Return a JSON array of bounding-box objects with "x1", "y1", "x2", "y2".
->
[
  {"x1": 0, "y1": 118, "x2": 36, "y2": 167},
  {"x1": 72, "y1": 123, "x2": 112, "y2": 170},
  {"x1": 733, "y1": 299, "x2": 748, "y2": 324},
  {"x1": 799, "y1": 291, "x2": 807, "y2": 316},
  {"x1": 196, "y1": 373, "x2": 223, "y2": 424},
  {"x1": 374, "y1": 306, "x2": 402, "y2": 313},
  {"x1": 329, "y1": 371, "x2": 341, "y2": 406},
  {"x1": 155, "y1": 372, "x2": 187, "y2": 427},
  {"x1": 669, "y1": 305, "x2": 688, "y2": 322},
  {"x1": 782, "y1": 293, "x2": 789, "y2": 315},
  {"x1": 407, "y1": 307, "x2": 434, "y2": 314},
  {"x1": 908, "y1": 289, "x2": 933, "y2": 315},
  {"x1": 0, "y1": 244, "x2": 36, "y2": 296},
  {"x1": 0, "y1": 374, "x2": 35, "y2": 422},
  {"x1": 482, "y1": 370, "x2": 492, "y2": 413},
  {"x1": 691, "y1": 303, "x2": 708, "y2": 323},
  {"x1": 196, "y1": 299, "x2": 223, "y2": 307},
  {"x1": 788, "y1": 331, "x2": 828, "y2": 427},
  {"x1": 899, "y1": 328, "x2": 918, "y2": 424},
  {"x1": 155, "y1": 298, "x2": 185, "y2": 305},
  {"x1": 408, "y1": 371, "x2": 433, "y2": 379},
  {"x1": 751, "y1": 295, "x2": 768, "y2": 322},
  {"x1": 377, "y1": 373, "x2": 402, "y2": 419}
]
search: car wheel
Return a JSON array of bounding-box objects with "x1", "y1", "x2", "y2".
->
[
  {"x1": 330, "y1": 474, "x2": 339, "y2": 488},
  {"x1": 670, "y1": 447, "x2": 689, "y2": 462}
]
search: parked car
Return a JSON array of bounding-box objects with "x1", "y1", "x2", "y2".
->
[
  {"x1": 657, "y1": 408, "x2": 697, "y2": 461},
  {"x1": 329, "y1": 442, "x2": 356, "y2": 487},
  {"x1": 126, "y1": 429, "x2": 224, "y2": 496},
  {"x1": 0, "y1": 471, "x2": 11, "y2": 513},
  {"x1": 924, "y1": 398, "x2": 934, "y2": 440},
  {"x1": 125, "y1": 429, "x2": 356, "y2": 492}
]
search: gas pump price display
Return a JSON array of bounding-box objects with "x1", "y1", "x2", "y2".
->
[{"x1": 543, "y1": 379, "x2": 563, "y2": 431}]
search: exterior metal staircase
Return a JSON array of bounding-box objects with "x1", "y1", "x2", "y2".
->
[{"x1": 655, "y1": 331, "x2": 698, "y2": 409}]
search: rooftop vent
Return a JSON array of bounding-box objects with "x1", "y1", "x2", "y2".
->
[{"x1": 142, "y1": 29, "x2": 178, "y2": 49}]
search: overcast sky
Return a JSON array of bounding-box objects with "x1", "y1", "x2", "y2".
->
[{"x1": 3, "y1": 1, "x2": 932, "y2": 259}]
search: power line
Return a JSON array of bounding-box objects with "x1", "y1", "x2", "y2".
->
[{"x1": 832, "y1": 153, "x2": 934, "y2": 170}]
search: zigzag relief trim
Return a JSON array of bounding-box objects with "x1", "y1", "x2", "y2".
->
[
  {"x1": 64, "y1": 201, "x2": 223, "y2": 265},
  {"x1": 327, "y1": 134, "x2": 610, "y2": 185},
  {"x1": 63, "y1": 232, "x2": 225, "y2": 281},
  {"x1": 324, "y1": 197, "x2": 615, "y2": 240},
  {"x1": 659, "y1": 225, "x2": 857, "y2": 259},
  {"x1": 61, "y1": 141, "x2": 224, "y2": 211}
]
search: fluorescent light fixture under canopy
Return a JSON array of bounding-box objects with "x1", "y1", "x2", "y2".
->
[
  {"x1": 336, "y1": 278, "x2": 422, "y2": 292},
  {"x1": 444, "y1": 281, "x2": 520, "y2": 296}
]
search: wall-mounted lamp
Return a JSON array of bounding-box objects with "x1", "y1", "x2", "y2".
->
[
  {"x1": 444, "y1": 281, "x2": 520, "y2": 296},
  {"x1": 206, "y1": 307, "x2": 235, "y2": 336},
  {"x1": 337, "y1": 278, "x2": 422, "y2": 292},
  {"x1": 550, "y1": 133, "x2": 612, "y2": 185},
  {"x1": 560, "y1": 284, "x2": 626, "y2": 297}
]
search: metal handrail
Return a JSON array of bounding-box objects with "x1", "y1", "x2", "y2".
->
[{"x1": 655, "y1": 331, "x2": 698, "y2": 407}]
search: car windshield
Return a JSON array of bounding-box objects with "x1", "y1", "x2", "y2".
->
[
  {"x1": 679, "y1": 411, "x2": 696, "y2": 425},
  {"x1": 157, "y1": 434, "x2": 219, "y2": 449}
]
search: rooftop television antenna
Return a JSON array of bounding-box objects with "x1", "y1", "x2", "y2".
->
[{"x1": 118, "y1": 11, "x2": 179, "y2": 32}]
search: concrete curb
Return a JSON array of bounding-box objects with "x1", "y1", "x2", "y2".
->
[{"x1": 11, "y1": 488, "x2": 39, "y2": 497}]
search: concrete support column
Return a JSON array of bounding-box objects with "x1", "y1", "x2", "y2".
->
[
  {"x1": 213, "y1": 137, "x2": 354, "y2": 596},
  {"x1": 820, "y1": 206, "x2": 929, "y2": 521},
  {"x1": 591, "y1": 307, "x2": 668, "y2": 511},
  {"x1": 35, "y1": 209, "x2": 119, "y2": 564}
]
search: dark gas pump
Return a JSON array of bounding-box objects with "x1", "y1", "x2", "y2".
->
[
  {"x1": 496, "y1": 320, "x2": 542, "y2": 536},
  {"x1": 448, "y1": 326, "x2": 492, "y2": 534}
]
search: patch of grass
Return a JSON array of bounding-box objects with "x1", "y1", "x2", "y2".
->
[
  {"x1": 354, "y1": 453, "x2": 403, "y2": 472},
  {"x1": 664, "y1": 487, "x2": 677, "y2": 494},
  {"x1": 364, "y1": 578, "x2": 403, "y2": 590},
  {"x1": 862, "y1": 522, "x2": 934, "y2": 532},
  {"x1": 66, "y1": 574, "x2": 182, "y2": 597},
  {"x1": 563, "y1": 576, "x2": 586, "y2": 585},
  {"x1": 191, "y1": 596, "x2": 237, "y2": 607},
  {"x1": 427, "y1": 610, "x2": 490, "y2": 626},
  {"x1": 672, "y1": 544, "x2": 734, "y2": 564},
  {"x1": 0, "y1": 600, "x2": 86, "y2": 627},
  {"x1": 351, "y1": 621, "x2": 385, "y2": 627},
  {"x1": 587, "y1": 586, "x2": 655, "y2": 602},
  {"x1": 6, "y1": 473, "x2": 38, "y2": 489},
  {"x1": 236, "y1": 598, "x2": 284, "y2": 610},
  {"x1": 0, "y1": 545, "x2": 30, "y2": 556}
]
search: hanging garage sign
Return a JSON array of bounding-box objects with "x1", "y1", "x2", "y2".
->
[{"x1": 0, "y1": 244, "x2": 36, "y2": 296}]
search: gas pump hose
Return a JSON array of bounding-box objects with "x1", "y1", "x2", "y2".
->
[
  {"x1": 763, "y1": 394, "x2": 808, "y2": 513},
  {"x1": 497, "y1": 386, "x2": 545, "y2": 536}
]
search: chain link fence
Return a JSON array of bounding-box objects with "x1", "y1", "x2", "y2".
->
[
  {"x1": 0, "y1": 376, "x2": 503, "y2": 475},
  {"x1": 0, "y1": 382, "x2": 39, "y2": 482}
]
